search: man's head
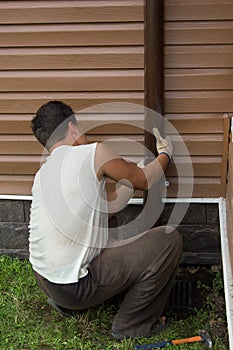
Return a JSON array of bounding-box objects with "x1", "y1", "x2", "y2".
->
[{"x1": 31, "y1": 100, "x2": 79, "y2": 150}]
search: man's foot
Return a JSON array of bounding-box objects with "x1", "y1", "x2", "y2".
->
[
  {"x1": 47, "y1": 298, "x2": 77, "y2": 317},
  {"x1": 112, "y1": 331, "x2": 130, "y2": 341},
  {"x1": 112, "y1": 316, "x2": 170, "y2": 340},
  {"x1": 151, "y1": 316, "x2": 170, "y2": 335}
]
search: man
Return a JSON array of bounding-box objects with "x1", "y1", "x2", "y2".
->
[{"x1": 29, "y1": 100, "x2": 182, "y2": 340}]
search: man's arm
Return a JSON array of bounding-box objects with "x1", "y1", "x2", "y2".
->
[
  {"x1": 95, "y1": 128, "x2": 172, "y2": 214},
  {"x1": 95, "y1": 143, "x2": 148, "y2": 190},
  {"x1": 95, "y1": 140, "x2": 170, "y2": 191}
]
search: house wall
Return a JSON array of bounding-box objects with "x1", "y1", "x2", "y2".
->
[
  {"x1": 0, "y1": 0, "x2": 232, "y2": 198},
  {"x1": 164, "y1": 0, "x2": 233, "y2": 197},
  {"x1": 0, "y1": 0, "x2": 231, "y2": 263},
  {"x1": 0, "y1": 0, "x2": 144, "y2": 195}
]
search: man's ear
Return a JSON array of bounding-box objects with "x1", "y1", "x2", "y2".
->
[
  {"x1": 68, "y1": 121, "x2": 79, "y2": 135},
  {"x1": 68, "y1": 120, "x2": 87, "y2": 145}
]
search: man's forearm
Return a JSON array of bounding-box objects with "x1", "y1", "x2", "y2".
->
[{"x1": 142, "y1": 153, "x2": 169, "y2": 189}]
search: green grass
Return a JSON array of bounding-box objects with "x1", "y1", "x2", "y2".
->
[{"x1": 0, "y1": 256, "x2": 228, "y2": 350}]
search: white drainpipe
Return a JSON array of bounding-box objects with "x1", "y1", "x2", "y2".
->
[
  {"x1": 218, "y1": 197, "x2": 233, "y2": 350},
  {"x1": 0, "y1": 195, "x2": 232, "y2": 349}
]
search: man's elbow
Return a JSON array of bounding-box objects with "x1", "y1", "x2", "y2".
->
[
  {"x1": 133, "y1": 169, "x2": 149, "y2": 191},
  {"x1": 141, "y1": 180, "x2": 149, "y2": 191}
]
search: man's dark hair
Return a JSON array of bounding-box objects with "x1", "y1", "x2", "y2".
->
[{"x1": 31, "y1": 100, "x2": 77, "y2": 150}]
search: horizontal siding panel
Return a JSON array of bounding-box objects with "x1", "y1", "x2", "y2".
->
[
  {"x1": 80, "y1": 114, "x2": 144, "y2": 135},
  {"x1": 166, "y1": 22, "x2": 233, "y2": 45},
  {"x1": 0, "y1": 135, "x2": 43, "y2": 155},
  {"x1": 0, "y1": 115, "x2": 31, "y2": 134},
  {"x1": 0, "y1": 92, "x2": 144, "y2": 113},
  {"x1": 165, "y1": 69, "x2": 233, "y2": 91},
  {"x1": 0, "y1": 155, "x2": 147, "y2": 176},
  {"x1": 87, "y1": 137, "x2": 144, "y2": 157},
  {"x1": 56, "y1": 135, "x2": 222, "y2": 157},
  {"x1": 0, "y1": 1, "x2": 144, "y2": 24},
  {"x1": 165, "y1": 91, "x2": 233, "y2": 113},
  {"x1": 0, "y1": 70, "x2": 144, "y2": 92},
  {"x1": 0, "y1": 114, "x2": 144, "y2": 135},
  {"x1": 0, "y1": 155, "x2": 41, "y2": 174},
  {"x1": 1, "y1": 154, "x2": 221, "y2": 177},
  {"x1": 9, "y1": 101, "x2": 144, "y2": 115},
  {"x1": 166, "y1": 177, "x2": 222, "y2": 198},
  {"x1": 173, "y1": 134, "x2": 223, "y2": 156},
  {"x1": 87, "y1": 135, "x2": 144, "y2": 142},
  {"x1": 0, "y1": 134, "x2": 222, "y2": 156},
  {"x1": 165, "y1": 0, "x2": 233, "y2": 21},
  {"x1": 0, "y1": 154, "x2": 144, "y2": 175},
  {"x1": 0, "y1": 135, "x2": 144, "y2": 156},
  {"x1": 0, "y1": 176, "x2": 223, "y2": 198},
  {"x1": 0, "y1": 47, "x2": 144, "y2": 70},
  {"x1": 0, "y1": 23, "x2": 143, "y2": 47},
  {"x1": 165, "y1": 45, "x2": 233, "y2": 68},
  {"x1": 167, "y1": 156, "x2": 222, "y2": 177},
  {"x1": 165, "y1": 114, "x2": 224, "y2": 133},
  {"x1": 87, "y1": 124, "x2": 144, "y2": 136},
  {"x1": 0, "y1": 175, "x2": 33, "y2": 195}
]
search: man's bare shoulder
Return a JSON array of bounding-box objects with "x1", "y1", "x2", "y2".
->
[{"x1": 95, "y1": 142, "x2": 120, "y2": 165}]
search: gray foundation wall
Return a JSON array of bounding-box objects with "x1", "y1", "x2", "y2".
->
[{"x1": 0, "y1": 200, "x2": 220, "y2": 264}]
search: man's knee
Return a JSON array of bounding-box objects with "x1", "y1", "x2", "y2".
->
[
  {"x1": 164, "y1": 226, "x2": 183, "y2": 258},
  {"x1": 150, "y1": 225, "x2": 182, "y2": 254}
]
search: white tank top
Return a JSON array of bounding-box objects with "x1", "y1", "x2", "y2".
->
[{"x1": 29, "y1": 143, "x2": 108, "y2": 283}]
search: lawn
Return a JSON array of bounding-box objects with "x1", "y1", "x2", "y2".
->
[{"x1": 0, "y1": 256, "x2": 228, "y2": 350}]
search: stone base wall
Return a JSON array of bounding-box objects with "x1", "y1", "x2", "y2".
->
[
  {"x1": 0, "y1": 200, "x2": 220, "y2": 264},
  {"x1": 0, "y1": 200, "x2": 31, "y2": 258},
  {"x1": 162, "y1": 203, "x2": 220, "y2": 264}
]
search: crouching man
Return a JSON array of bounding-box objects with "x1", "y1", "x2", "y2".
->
[{"x1": 29, "y1": 100, "x2": 182, "y2": 340}]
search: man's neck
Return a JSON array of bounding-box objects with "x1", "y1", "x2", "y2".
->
[{"x1": 49, "y1": 138, "x2": 73, "y2": 154}]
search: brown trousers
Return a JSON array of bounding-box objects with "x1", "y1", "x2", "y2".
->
[{"x1": 34, "y1": 226, "x2": 182, "y2": 338}]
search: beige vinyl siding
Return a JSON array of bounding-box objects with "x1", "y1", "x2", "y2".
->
[
  {"x1": 0, "y1": 0, "x2": 144, "y2": 195},
  {"x1": 164, "y1": 0, "x2": 233, "y2": 197},
  {"x1": 1, "y1": 0, "x2": 233, "y2": 198}
]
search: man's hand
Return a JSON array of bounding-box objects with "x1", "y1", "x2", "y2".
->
[{"x1": 153, "y1": 127, "x2": 173, "y2": 161}]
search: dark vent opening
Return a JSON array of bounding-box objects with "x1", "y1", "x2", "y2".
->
[{"x1": 167, "y1": 280, "x2": 192, "y2": 309}]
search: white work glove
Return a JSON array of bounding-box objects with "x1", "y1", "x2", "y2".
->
[{"x1": 153, "y1": 127, "x2": 173, "y2": 162}]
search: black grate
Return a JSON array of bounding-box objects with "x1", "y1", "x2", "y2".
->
[{"x1": 167, "y1": 280, "x2": 192, "y2": 309}]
